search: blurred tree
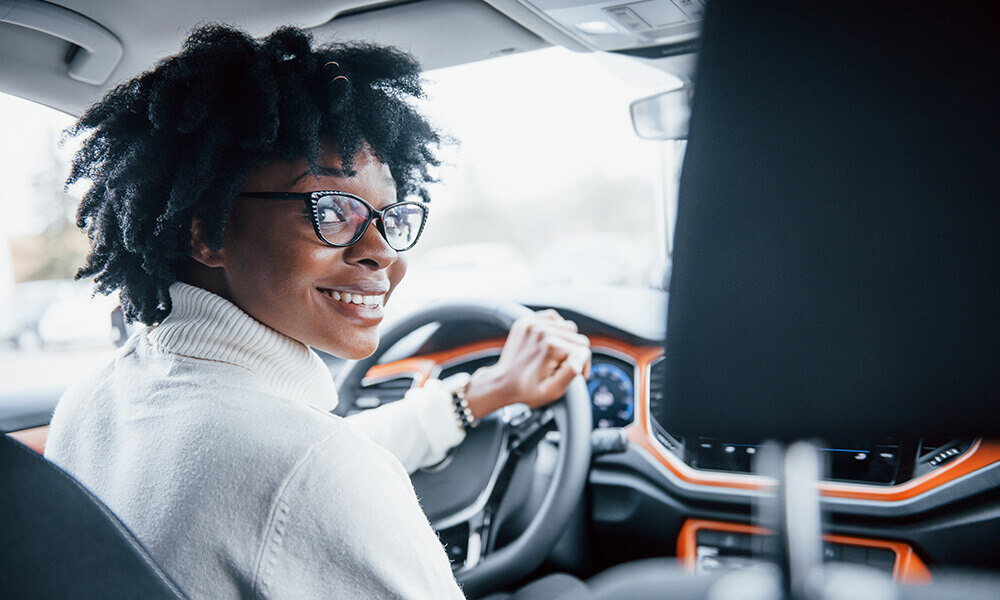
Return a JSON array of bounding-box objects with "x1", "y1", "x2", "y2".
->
[{"x1": 13, "y1": 130, "x2": 87, "y2": 282}]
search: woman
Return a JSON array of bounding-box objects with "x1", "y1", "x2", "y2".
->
[{"x1": 45, "y1": 25, "x2": 591, "y2": 599}]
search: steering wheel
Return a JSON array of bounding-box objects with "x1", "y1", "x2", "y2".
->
[{"x1": 335, "y1": 300, "x2": 592, "y2": 598}]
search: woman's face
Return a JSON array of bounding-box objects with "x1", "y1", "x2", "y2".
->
[{"x1": 207, "y1": 146, "x2": 407, "y2": 359}]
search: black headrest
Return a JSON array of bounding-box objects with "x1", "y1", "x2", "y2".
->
[
  {"x1": 0, "y1": 434, "x2": 187, "y2": 599},
  {"x1": 663, "y1": 0, "x2": 1000, "y2": 441}
]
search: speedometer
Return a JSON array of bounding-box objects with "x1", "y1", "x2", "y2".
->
[{"x1": 587, "y1": 360, "x2": 635, "y2": 428}]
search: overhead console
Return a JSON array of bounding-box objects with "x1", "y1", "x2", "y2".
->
[{"x1": 488, "y1": 0, "x2": 702, "y2": 57}]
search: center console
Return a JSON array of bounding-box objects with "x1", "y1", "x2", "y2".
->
[{"x1": 677, "y1": 519, "x2": 931, "y2": 584}]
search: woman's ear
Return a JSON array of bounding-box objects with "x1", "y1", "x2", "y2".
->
[{"x1": 190, "y1": 217, "x2": 225, "y2": 268}]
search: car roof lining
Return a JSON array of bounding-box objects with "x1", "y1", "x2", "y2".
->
[{"x1": 0, "y1": 0, "x2": 550, "y2": 116}]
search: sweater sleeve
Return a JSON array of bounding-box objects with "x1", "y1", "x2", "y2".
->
[
  {"x1": 345, "y1": 378, "x2": 466, "y2": 474},
  {"x1": 253, "y1": 428, "x2": 465, "y2": 600}
]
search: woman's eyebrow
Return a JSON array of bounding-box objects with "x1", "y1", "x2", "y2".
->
[
  {"x1": 289, "y1": 172, "x2": 396, "y2": 190},
  {"x1": 290, "y1": 167, "x2": 351, "y2": 186}
]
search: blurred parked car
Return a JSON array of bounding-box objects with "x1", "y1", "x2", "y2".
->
[
  {"x1": 0, "y1": 280, "x2": 75, "y2": 349},
  {"x1": 0, "y1": 279, "x2": 118, "y2": 350},
  {"x1": 36, "y1": 283, "x2": 119, "y2": 348}
]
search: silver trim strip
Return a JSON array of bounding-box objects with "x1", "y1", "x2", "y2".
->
[
  {"x1": 431, "y1": 416, "x2": 513, "y2": 531},
  {"x1": 360, "y1": 372, "x2": 420, "y2": 388}
]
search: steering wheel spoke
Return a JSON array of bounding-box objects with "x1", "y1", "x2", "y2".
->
[
  {"x1": 335, "y1": 300, "x2": 592, "y2": 598},
  {"x1": 448, "y1": 408, "x2": 554, "y2": 573},
  {"x1": 507, "y1": 406, "x2": 557, "y2": 456},
  {"x1": 438, "y1": 504, "x2": 490, "y2": 572}
]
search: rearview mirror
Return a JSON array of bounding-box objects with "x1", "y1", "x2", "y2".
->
[{"x1": 630, "y1": 86, "x2": 692, "y2": 140}]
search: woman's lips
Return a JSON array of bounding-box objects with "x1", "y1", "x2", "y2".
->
[
  {"x1": 317, "y1": 287, "x2": 385, "y2": 307},
  {"x1": 315, "y1": 287, "x2": 385, "y2": 326}
]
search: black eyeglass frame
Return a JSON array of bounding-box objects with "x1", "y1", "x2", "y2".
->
[{"x1": 238, "y1": 191, "x2": 429, "y2": 251}]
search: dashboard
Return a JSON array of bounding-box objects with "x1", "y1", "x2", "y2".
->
[
  {"x1": 341, "y1": 298, "x2": 1000, "y2": 582},
  {"x1": 6, "y1": 290, "x2": 1000, "y2": 582}
]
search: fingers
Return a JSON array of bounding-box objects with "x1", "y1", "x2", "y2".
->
[
  {"x1": 543, "y1": 336, "x2": 591, "y2": 379},
  {"x1": 539, "y1": 344, "x2": 591, "y2": 400},
  {"x1": 563, "y1": 344, "x2": 591, "y2": 376},
  {"x1": 537, "y1": 326, "x2": 589, "y2": 349},
  {"x1": 529, "y1": 309, "x2": 578, "y2": 332},
  {"x1": 539, "y1": 328, "x2": 590, "y2": 372},
  {"x1": 498, "y1": 310, "x2": 592, "y2": 407},
  {"x1": 520, "y1": 311, "x2": 587, "y2": 345},
  {"x1": 531, "y1": 312, "x2": 590, "y2": 378}
]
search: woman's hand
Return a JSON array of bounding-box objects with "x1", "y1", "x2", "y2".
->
[{"x1": 464, "y1": 309, "x2": 592, "y2": 420}]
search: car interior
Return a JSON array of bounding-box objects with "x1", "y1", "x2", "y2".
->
[{"x1": 2, "y1": 1, "x2": 999, "y2": 599}]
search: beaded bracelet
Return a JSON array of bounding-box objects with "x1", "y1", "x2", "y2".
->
[{"x1": 451, "y1": 380, "x2": 476, "y2": 431}]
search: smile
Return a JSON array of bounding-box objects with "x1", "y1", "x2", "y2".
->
[{"x1": 317, "y1": 288, "x2": 385, "y2": 309}]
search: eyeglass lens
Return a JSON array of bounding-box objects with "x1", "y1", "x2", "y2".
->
[
  {"x1": 314, "y1": 194, "x2": 423, "y2": 250},
  {"x1": 382, "y1": 204, "x2": 425, "y2": 250}
]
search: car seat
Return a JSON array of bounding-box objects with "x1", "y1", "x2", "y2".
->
[{"x1": 0, "y1": 433, "x2": 187, "y2": 599}]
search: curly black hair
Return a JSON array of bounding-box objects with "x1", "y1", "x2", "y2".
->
[{"x1": 67, "y1": 25, "x2": 442, "y2": 324}]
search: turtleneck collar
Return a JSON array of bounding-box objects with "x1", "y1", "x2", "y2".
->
[{"x1": 147, "y1": 282, "x2": 339, "y2": 411}]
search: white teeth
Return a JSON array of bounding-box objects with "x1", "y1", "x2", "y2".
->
[{"x1": 323, "y1": 289, "x2": 384, "y2": 307}]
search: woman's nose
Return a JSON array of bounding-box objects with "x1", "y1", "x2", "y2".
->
[{"x1": 344, "y1": 217, "x2": 397, "y2": 270}]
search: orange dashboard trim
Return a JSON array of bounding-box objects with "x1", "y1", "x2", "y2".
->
[
  {"x1": 363, "y1": 357, "x2": 440, "y2": 386},
  {"x1": 6, "y1": 425, "x2": 49, "y2": 455},
  {"x1": 7, "y1": 336, "x2": 1000, "y2": 504},
  {"x1": 624, "y1": 349, "x2": 1000, "y2": 502},
  {"x1": 363, "y1": 339, "x2": 509, "y2": 385},
  {"x1": 363, "y1": 336, "x2": 656, "y2": 385},
  {"x1": 677, "y1": 518, "x2": 931, "y2": 583}
]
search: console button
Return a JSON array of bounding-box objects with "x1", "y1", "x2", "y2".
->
[
  {"x1": 840, "y1": 544, "x2": 868, "y2": 564},
  {"x1": 697, "y1": 530, "x2": 724, "y2": 547},
  {"x1": 822, "y1": 542, "x2": 841, "y2": 561},
  {"x1": 868, "y1": 548, "x2": 897, "y2": 573}
]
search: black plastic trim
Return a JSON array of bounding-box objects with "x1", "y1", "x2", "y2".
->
[
  {"x1": 0, "y1": 386, "x2": 60, "y2": 432},
  {"x1": 613, "y1": 39, "x2": 700, "y2": 59},
  {"x1": 595, "y1": 446, "x2": 1000, "y2": 519}
]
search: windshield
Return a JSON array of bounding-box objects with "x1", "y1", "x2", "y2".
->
[
  {"x1": 0, "y1": 46, "x2": 682, "y2": 395},
  {"x1": 393, "y1": 47, "x2": 681, "y2": 313}
]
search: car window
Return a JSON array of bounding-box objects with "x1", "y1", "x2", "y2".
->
[
  {"x1": 0, "y1": 92, "x2": 120, "y2": 397},
  {"x1": 0, "y1": 46, "x2": 682, "y2": 398}
]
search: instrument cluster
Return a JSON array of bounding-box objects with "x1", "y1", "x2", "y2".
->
[{"x1": 587, "y1": 354, "x2": 636, "y2": 429}]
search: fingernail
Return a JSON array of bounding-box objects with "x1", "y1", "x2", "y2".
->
[{"x1": 566, "y1": 348, "x2": 588, "y2": 374}]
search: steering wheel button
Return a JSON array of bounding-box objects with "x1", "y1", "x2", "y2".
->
[{"x1": 354, "y1": 395, "x2": 381, "y2": 409}]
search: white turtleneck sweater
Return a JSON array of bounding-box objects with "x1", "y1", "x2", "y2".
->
[{"x1": 45, "y1": 282, "x2": 467, "y2": 599}]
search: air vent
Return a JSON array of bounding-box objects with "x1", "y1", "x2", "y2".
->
[
  {"x1": 353, "y1": 376, "x2": 415, "y2": 411},
  {"x1": 918, "y1": 438, "x2": 972, "y2": 467},
  {"x1": 918, "y1": 438, "x2": 951, "y2": 458},
  {"x1": 437, "y1": 354, "x2": 500, "y2": 381},
  {"x1": 647, "y1": 356, "x2": 682, "y2": 450},
  {"x1": 648, "y1": 356, "x2": 666, "y2": 418}
]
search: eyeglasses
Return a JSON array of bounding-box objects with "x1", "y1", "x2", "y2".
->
[{"x1": 238, "y1": 191, "x2": 428, "y2": 251}]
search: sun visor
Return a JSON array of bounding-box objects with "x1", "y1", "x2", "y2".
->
[
  {"x1": 661, "y1": 0, "x2": 1000, "y2": 441},
  {"x1": 312, "y1": 0, "x2": 548, "y2": 71}
]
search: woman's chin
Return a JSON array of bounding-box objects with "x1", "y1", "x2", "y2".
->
[{"x1": 319, "y1": 335, "x2": 379, "y2": 361}]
